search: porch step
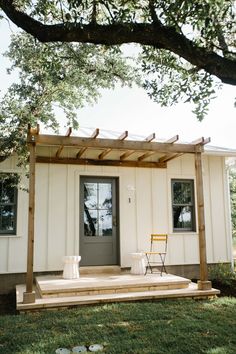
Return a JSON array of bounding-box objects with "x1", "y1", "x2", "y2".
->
[
  {"x1": 35, "y1": 273, "x2": 191, "y2": 298},
  {"x1": 16, "y1": 283, "x2": 220, "y2": 312},
  {"x1": 80, "y1": 265, "x2": 121, "y2": 275}
]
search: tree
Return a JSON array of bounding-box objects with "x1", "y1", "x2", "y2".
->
[
  {"x1": 0, "y1": 31, "x2": 137, "y2": 160},
  {"x1": 0, "y1": 1, "x2": 235, "y2": 121},
  {"x1": 0, "y1": 1, "x2": 236, "y2": 158}
]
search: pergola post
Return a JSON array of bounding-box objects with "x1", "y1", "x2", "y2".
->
[
  {"x1": 23, "y1": 136, "x2": 36, "y2": 304},
  {"x1": 195, "y1": 151, "x2": 212, "y2": 290}
]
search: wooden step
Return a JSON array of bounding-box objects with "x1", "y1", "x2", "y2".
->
[
  {"x1": 36, "y1": 273, "x2": 191, "y2": 298},
  {"x1": 80, "y1": 265, "x2": 121, "y2": 275},
  {"x1": 16, "y1": 282, "x2": 220, "y2": 312}
]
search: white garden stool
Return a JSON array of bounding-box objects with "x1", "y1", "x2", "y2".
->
[
  {"x1": 62, "y1": 256, "x2": 81, "y2": 279},
  {"x1": 130, "y1": 252, "x2": 146, "y2": 275}
]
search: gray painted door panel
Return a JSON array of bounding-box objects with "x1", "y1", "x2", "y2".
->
[{"x1": 80, "y1": 177, "x2": 118, "y2": 266}]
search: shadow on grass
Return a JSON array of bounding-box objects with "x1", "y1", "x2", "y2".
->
[{"x1": 0, "y1": 291, "x2": 17, "y2": 315}]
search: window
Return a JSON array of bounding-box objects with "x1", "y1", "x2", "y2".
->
[
  {"x1": 83, "y1": 181, "x2": 113, "y2": 237},
  {"x1": 0, "y1": 174, "x2": 18, "y2": 235},
  {"x1": 171, "y1": 179, "x2": 196, "y2": 232}
]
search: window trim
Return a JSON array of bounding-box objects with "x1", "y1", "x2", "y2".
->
[
  {"x1": 171, "y1": 178, "x2": 196, "y2": 233},
  {"x1": 0, "y1": 174, "x2": 18, "y2": 236}
]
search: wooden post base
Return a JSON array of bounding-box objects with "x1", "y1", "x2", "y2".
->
[
  {"x1": 197, "y1": 280, "x2": 212, "y2": 290},
  {"x1": 23, "y1": 291, "x2": 36, "y2": 304}
]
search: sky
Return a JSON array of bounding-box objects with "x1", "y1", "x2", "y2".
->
[{"x1": 0, "y1": 20, "x2": 236, "y2": 149}]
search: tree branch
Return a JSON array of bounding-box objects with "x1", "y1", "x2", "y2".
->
[{"x1": 1, "y1": 0, "x2": 236, "y2": 85}]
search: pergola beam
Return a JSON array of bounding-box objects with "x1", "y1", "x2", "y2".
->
[
  {"x1": 55, "y1": 127, "x2": 72, "y2": 158},
  {"x1": 138, "y1": 134, "x2": 179, "y2": 161},
  {"x1": 99, "y1": 130, "x2": 128, "y2": 160},
  {"x1": 192, "y1": 137, "x2": 211, "y2": 145},
  {"x1": 76, "y1": 128, "x2": 99, "y2": 158},
  {"x1": 138, "y1": 151, "x2": 155, "y2": 161},
  {"x1": 165, "y1": 135, "x2": 179, "y2": 144},
  {"x1": 91, "y1": 128, "x2": 100, "y2": 139},
  {"x1": 29, "y1": 123, "x2": 40, "y2": 135},
  {"x1": 120, "y1": 133, "x2": 156, "y2": 160},
  {"x1": 36, "y1": 156, "x2": 167, "y2": 168},
  {"x1": 157, "y1": 135, "x2": 180, "y2": 163},
  {"x1": 31, "y1": 133, "x2": 205, "y2": 154},
  {"x1": 159, "y1": 153, "x2": 183, "y2": 163},
  {"x1": 157, "y1": 136, "x2": 210, "y2": 163}
]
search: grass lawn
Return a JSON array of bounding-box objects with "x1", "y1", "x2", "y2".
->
[{"x1": 0, "y1": 298, "x2": 236, "y2": 354}]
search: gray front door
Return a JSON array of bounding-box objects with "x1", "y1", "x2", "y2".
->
[{"x1": 80, "y1": 177, "x2": 119, "y2": 266}]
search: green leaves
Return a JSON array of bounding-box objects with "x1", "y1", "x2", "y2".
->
[
  {"x1": 0, "y1": 31, "x2": 137, "y2": 159},
  {"x1": 140, "y1": 46, "x2": 219, "y2": 121},
  {"x1": 0, "y1": 0, "x2": 235, "y2": 162}
]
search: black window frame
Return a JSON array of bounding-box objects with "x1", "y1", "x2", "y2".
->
[
  {"x1": 0, "y1": 173, "x2": 18, "y2": 235},
  {"x1": 171, "y1": 179, "x2": 196, "y2": 232}
]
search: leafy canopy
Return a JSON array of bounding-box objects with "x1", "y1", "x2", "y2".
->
[
  {"x1": 0, "y1": 0, "x2": 236, "y2": 157},
  {"x1": 0, "y1": 32, "x2": 137, "y2": 160}
]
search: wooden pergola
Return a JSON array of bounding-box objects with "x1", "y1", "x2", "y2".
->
[{"x1": 23, "y1": 125, "x2": 212, "y2": 304}]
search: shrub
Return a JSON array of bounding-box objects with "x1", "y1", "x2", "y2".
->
[{"x1": 209, "y1": 263, "x2": 236, "y2": 286}]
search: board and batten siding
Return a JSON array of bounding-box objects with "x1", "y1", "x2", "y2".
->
[
  {"x1": 0, "y1": 153, "x2": 233, "y2": 273},
  {"x1": 0, "y1": 156, "x2": 28, "y2": 273}
]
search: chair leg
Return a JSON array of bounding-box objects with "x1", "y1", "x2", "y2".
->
[
  {"x1": 145, "y1": 253, "x2": 167, "y2": 276},
  {"x1": 159, "y1": 254, "x2": 167, "y2": 276},
  {"x1": 145, "y1": 254, "x2": 153, "y2": 275}
]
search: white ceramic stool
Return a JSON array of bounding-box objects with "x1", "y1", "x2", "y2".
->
[
  {"x1": 63, "y1": 256, "x2": 81, "y2": 279},
  {"x1": 130, "y1": 252, "x2": 146, "y2": 275}
]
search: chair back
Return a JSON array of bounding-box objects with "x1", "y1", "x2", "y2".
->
[{"x1": 150, "y1": 233, "x2": 168, "y2": 253}]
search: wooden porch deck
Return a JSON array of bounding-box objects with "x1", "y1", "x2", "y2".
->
[{"x1": 16, "y1": 267, "x2": 220, "y2": 312}]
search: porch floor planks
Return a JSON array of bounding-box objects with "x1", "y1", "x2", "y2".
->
[
  {"x1": 16, "y1": 273, "x2": 220, "y2": 312},
  {"x1": 36, "y1": 273, "x2": 191, "y2": 297}
]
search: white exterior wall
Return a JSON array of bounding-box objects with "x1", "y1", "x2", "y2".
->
[
  {"x1": 0, "y1": 154, "x2": 233, "y2": 273},
  {"x1": 0, "y1": 156, "x2": 29, "y2": 273}
]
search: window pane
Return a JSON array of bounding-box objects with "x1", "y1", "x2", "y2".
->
[
  {"x1": 173, "y1": 181, "x2": 192, "y2": 205},
  {"x1": 0, "y1": 175, "x2": 17, "y2": 235},
  {"x1": 84, "y1": 209, "x2": 97, "y2": 236},
  {"x1": 172, "y1": 179, "x2": 195, "y2": 232},
  {"x1": 173, "y1": 206, "x2": 193, "y2": 230},
  {"x1": 0, "y1": 178, "x2": 16, "y2": 204},
  {"x1": 98, "y1": 183, "x2": 112, "y2": 210},
  {"x1": 98, "y1": 210, "x2": 112, "y2": 236},
  {"x1": 0, "y1": 205, "x2": 15, "y2": 232},
  {"x1": 84, "y1": 183, "x2": 98, "y2": 209}
]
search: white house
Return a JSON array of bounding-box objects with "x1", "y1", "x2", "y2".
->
[{"x1": 0, "y1": 126, "x2": 235, "y2": 302}]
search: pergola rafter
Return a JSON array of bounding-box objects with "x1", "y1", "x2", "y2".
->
[
  {"x1": 99, "y1": 130, "x2": 128, "y2": 160},
  {"x1": 27, "y1": 128, "x2": 208, "y2": 168},
  {"x1": 76, "y1": 128, "x2": 99, "y2": 159}
]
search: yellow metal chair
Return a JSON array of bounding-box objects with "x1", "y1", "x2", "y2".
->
[{"x1": 145, "y1": 234, "x2": 168, "y2": 276}]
